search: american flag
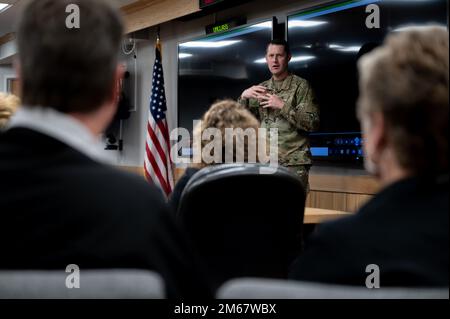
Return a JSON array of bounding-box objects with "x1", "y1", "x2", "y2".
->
[{"x1": 144, "y1": 38, "x2": 174, "y2": 197}]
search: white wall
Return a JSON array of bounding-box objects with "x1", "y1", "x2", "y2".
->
[
  {"x1": 0, "y1": 65, "x2": 15, "y2": 93},
  {"x1": 0, "y1": 37, "x2": 18, "y2": 93},
  {"x1": 109, "y1": 0, "x2": 332, "y2": 167},
  {"x1": 0, "y1": 40, "x2": 17, "y2": 61}
]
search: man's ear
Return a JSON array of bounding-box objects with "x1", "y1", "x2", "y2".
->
[
  {"x1": 110, "y1": 64, "x2": 126, "y2": 104},
  {"x1": 287, "y1": 54, "x2": 292, "y2": 62},
  {"x1": 13, "y1": 59, "x2": 22, "y2": 97},
  {"x1": 370, "y1": 112, "x2": 388, "y2": 161},
  {"x1": 13, "y1": 59, "x2": 20, "y2": 77}
]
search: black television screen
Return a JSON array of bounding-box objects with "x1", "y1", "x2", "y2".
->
[
  {"x1": 287, "y1": 0, "x2": 448, "y2": 164},
  {"x1": 178, "y1": 20, "x2": 273, "y2": 137}
]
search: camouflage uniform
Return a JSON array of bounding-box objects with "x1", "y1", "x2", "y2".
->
[{"x1": 238, "y1": 74, "x2": 320, "y2": 192}]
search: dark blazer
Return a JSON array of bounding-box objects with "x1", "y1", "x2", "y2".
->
[
  {"x1": 289, "y1": 175, "x2": 449, "y2": 287},
  {"x1": 0, "y1": 128, "x2": 212, "y2": 299},
  {"x1": 169, "y1": 167, "x2": 200, "y2": 214}
]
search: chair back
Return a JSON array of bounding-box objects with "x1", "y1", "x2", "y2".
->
[
  {"x1": 217, "y1": 277, "x2": 449, "y2": 299},
  {"x1": 0, "y1": 269, "x2": 165, "y2": 299},
  {"x1": 178, "y1": 163, "x2": 306, "y2": 288}
]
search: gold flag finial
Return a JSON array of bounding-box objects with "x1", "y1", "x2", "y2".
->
[{"x1": 156, "y1": 25, "x2": 161, "y2": 52}]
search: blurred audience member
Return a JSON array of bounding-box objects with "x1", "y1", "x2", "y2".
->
[
  {"x1": 0, "y1": 0, "x2": 211, "y2": 299},
  {"x1": 0, "y1": 93, "x2": 20, "y2": 129},
  {"x1": 169, "y1": 99, "x2": 260, "y2": 212},
  {"x1": 289, "y1": 27, "x2": 448, "y2": 287}
]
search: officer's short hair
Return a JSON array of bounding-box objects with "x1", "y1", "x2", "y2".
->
[
  {"x1": 17, "y1": 0, "x2": 124, "y2": 114},
  {"x1": 357, "y1": 26, "x2": 448, "y2": 175},
  {"x1": 267, "y1": 39, "x2": 291, "y2": 56}
]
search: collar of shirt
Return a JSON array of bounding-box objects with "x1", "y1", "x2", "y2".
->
[
  {"x1": 269, "y1": 73, "x2": 293, "y2": 92},
  {"x1": 6, "y1": 105, "x2": 113, "y2": 164}
]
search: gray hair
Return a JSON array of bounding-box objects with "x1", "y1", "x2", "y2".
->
[{"x1": 357, "y1": 26, "x2": 449, "y2": 175}]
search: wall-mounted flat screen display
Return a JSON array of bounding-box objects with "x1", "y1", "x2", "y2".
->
[
  {"x1": 287, "y1": 0, "x2": 447, "y2": 164},
  {"x1": 178, "y1": 20, "x2": 273, "y2": 136}
]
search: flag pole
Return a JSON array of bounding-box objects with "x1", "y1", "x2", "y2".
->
[
  {"x1": 156, "y1": 26, "x2": 161, "y2": 53},
  {"x1": 143, "y1": 24, "x2": 174, "y2": 197}
]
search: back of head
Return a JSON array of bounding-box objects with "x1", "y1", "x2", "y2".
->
[
  {"x1": 193, "y1": 100, "x2": 260, "y2": 167},
  {"x1": 357, "y1": 26, "x2": 449, "y2": 176},
  {"x1": 17, "y1": 0, "x2": 124, "y2": 114}
]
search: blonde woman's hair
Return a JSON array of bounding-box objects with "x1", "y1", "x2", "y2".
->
[
  {"x1": 0, "y1": 93, "x2": 20, "y2": 129},
  {"x1": 192, "y1": 99, "x2": 260, "y2": 168}
]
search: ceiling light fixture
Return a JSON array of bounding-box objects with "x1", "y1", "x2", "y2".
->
[
  {"x1": 254, "y1": 55, "x2": 316, "y2": 64},
  {"x1": 250, "y1": 21, "x2": 272, "y2": 29},
  {"x1": 288, "y1": 20, "x2": 328, "y2": 28},
  {"x1": 0, "y1": 3, "x2": 12, "y2": 13},
  {"x1": 179, "y1": 53, "x2": 193, "y2": 59}
]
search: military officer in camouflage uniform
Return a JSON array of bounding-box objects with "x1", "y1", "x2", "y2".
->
[{"x1": 238, "y1": 39, "x2": 320, "y2": 192}]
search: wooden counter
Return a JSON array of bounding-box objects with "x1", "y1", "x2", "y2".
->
[{"x1": 304, "y1": 207, "x2": 352, "y2": 224}]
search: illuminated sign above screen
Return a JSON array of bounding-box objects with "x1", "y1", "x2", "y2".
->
[
  {"x1": 199, "y1": 0, "x2": 225, "y2": 9},
  {"x1": 205, "y1": 17, "x2": 247, "y2": 35}
]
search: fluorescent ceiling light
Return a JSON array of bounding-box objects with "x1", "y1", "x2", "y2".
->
[
  {"x1": 288, "y1": 20, "x2": 328, "y2": 28},
  {"x1": 254, "y1": 58, "x2": 266, "y2": 64},
  {"x1": 290, "y1": 55, "x2": 316, "y2": 63},
  {"x1": 254, "y1": 55, "x2": 315, "y2": 64},
  {"x1": 179, "y1": 40, "x2": 241, "y2": 48},
  {"x1": 337, "y1": 46, "x2": 361, "y2": 52},
  {"x1": 178, "y1": 53, "x2": 193, "y2": 59},
  {"x1": 251, "y1": 21, "x2": 272, "y2": 28},
  {"x1": 0, "y1": 3, "x2": 12, "y2": 13},
  {"x1": 329, "y1": 44, "x2": 361, "y2": 52}
]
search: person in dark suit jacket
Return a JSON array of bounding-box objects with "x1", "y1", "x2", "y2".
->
[
  {"x1": 0, "y1": 0, "x2": 211, "y2": 299},
  {"x1": 289, "y1": 27, "x2": 449, "y2": 287}
]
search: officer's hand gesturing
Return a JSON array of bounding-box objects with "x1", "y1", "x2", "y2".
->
[
  {"x1": 260, "y1": 94, "x2": 284, "y2": 109},
  {"x1": 241, "y1": 85, "x2": 267, "y2": 100}
]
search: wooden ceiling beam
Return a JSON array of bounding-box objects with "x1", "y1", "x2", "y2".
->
[{"x1": 121, "y1": 0, "x2": 201, "y2": 33}]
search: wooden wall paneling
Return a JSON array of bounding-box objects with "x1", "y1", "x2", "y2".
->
[
  {"x1": 346, "y1": 193, "x2": 372, "y2": 212},
  {"x1": 309, "y1": 173, "x2": 380, "y2": 195},
  {"x1": 10, "y1": 79, "x2": 20, "y2": 97},
  {"x1": 119, "y1": 165, "x2": 145, "y2": 177},
  {"x1": 306, "y1": 191, "x2": 373, "y2": 212},
  {"x1": 118, "y1": 165, "x2": 185, "y2": 181},
  {"x1": 174, "y1": 167, "x2": 186, "y2": 182}
]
